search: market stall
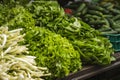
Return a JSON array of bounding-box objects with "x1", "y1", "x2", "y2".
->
[{"x1": 0, "y1": 0, "x2": 120, "y2": 80}]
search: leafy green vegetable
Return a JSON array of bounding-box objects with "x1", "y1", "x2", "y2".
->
[
  {"x1": 73, "y1": 37, "x2": 114, "y2": 65},
  {"x1": 24, "y1": 27, "x2": 82, "y2": 79},
  {"x1": 28, "y1": 1, "x2": 115, "y2": 65},
  {"x1": 0, "y1": 1, "x2": 115, "y2": 79},
  {"x1": 0, "y1": 3, "x2": 82, "y2": 79},
  {"x1": 27, "y1": 1, "x2": 65, "y2": 27},
  {"x1": 4, "y1": 5, "x2": 35, "y2": 32},
  {"x1": 56, "y1": 17, "x2": 115, "y2": 65},
  {"x1": 1, "y1": 0, "x2": 31, "y2": 7},
  {"x1": 0, "y1": 4, "x2": 9, "y2": 26}
]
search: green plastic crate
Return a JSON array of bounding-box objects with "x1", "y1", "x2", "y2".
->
[
  {"x1": 111, "y1": 42, "x2": 120, "y2": 52},
  {"x1": 103, "y1": 34, "x2": 120, "y2": 52}
]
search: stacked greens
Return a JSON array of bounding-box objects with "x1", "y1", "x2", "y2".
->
[
  {"x1": 0, "y1": 4, "x2": 9, "y2": 26},
  {"x1": 0, "y1": 0, "x2": 31, "y2": 7},
  {"x1": 1, "y1": 3, "x2": 82, "y2": 79},
  {"x1": 27, "y1": 1, "x2": 65, "y2": 28},
  {"x1": 0, "y1": 26, "x2": 50, "y2": 80},
  {"x1": 0, "y1": 0, "x2": 115, "y2": 79},
  {"x1": 24, "y1": 27, "x2": 81, "y2": 78},
  {"x1": 27, "y1": 1, "x2": 115, "y2": 65},
  {"x1": 3, "y1": 5, "x2": 35, "y2": 31}
]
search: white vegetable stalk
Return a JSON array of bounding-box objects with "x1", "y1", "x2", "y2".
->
[
  {"x1": 9, "y1": 28, "x2": 23, "y2": 33},
  {"x1": 2, "y1": 47, "x2": 11, "y2": 57},
  {"x1": 0, "y1": 34, "x2": 7, "y2": 48},
  {"x1": 0, "y1": 27, "x2": 50, "y2": 80}
]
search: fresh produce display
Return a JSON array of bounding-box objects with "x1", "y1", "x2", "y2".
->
[
  {"x1": 0, "y1": 3, "x2": 81, "y2": 79},
  {"x1": 65, "y1": 1, "x2": 120, "y2": 34},
  {"x1": 0, "y1": 3, "x2": 82, "y2": 79},
  {"x1": 24, "y1": 27, "x2": 82, "y2": 79},
  {"x1": 27, "y1": 1, "x2": 115, "y2": 65},
  {"x1": 0, "y1": 26, "x2": 50, "y2": 80},
  {"x1": 0, "y1": 0, "x2": 116, "y2": 79}
]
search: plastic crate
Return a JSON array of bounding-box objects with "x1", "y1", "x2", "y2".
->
[
  {"x1": 103, "y1": 34, "x2": 120, "y2": 42},
  {"x1": 103, "y1": 34, "x2": 120, "y2": 52}
]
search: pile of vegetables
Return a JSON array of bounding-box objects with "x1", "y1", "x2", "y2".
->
[
  {"x1": 24, "y1": 27, "x2": 81, "y2": 79},
  {"x1": 1, "y1": 2, "x2": 82, "y2": 79},
  {"x1": 0, "y1": 26, "x2": 50, "y2": 80},
  {"x1": 3, "y1": 5, "x2": 35, "y2": 31},
  {"x1": 65, "y1": 1, "x2": 120, "y2": 34},
  {"x1": 27, "y1": 1, "x2": 65, "y2": 28},
  {"x1": 0, "y1": 0, "x2": 116, "y2": 79},
  {"x1": 0, "y1": 0, "x2": 31, "y2": 7},
  {"x1": 27, "y1": 1, "x2": 115, "y2": 65},
  {"x1": 0, "y1": 4, "x2": 9, "y2": 26}
]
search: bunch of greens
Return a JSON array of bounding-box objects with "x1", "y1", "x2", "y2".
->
[
  {"x1": 0, "y1": 4, "x2": 9, "y2": 26},
  {"x1": 0, "y1": 1, "x2": 115, "y2": 79},
  {"x1": 28, "y1": 1, "x2": 115, "y2": 65},
  {"x1": 24, "y1": 27, "x2": 82, "y2": 79},
  {"x1": 0, "y1": 26, "x2": 50, "y2": 80},
  {"x1": 73, "y1": 37, "x2": 114, "y2": 65},
  {"x1": 52, "y1": 16, "x2": 115, "y2": 65},
  {"x1": 0, "y1": 4, "x2": 82, "y2": 79},
  {"x1": 1, "y1": 0, "x2": 31, "y2": 7},
  {"x1": 27, "y1": 1, "x2": 65, "y2": 27},
  {"x1": 4, "y1": 5, "x2": 35, "y2": 31},
  {"x1": 76, "y1": 23, "x2": 115, "y2": 65}
]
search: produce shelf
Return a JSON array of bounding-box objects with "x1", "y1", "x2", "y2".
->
[{"x1": 58, "y1": 53, "x2": 120, "y2": 80}]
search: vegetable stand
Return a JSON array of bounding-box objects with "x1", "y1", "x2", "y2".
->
[
  {"x1": 0, "y1": 0, "x2": 120, "y2": 80},
  {"x1": 58, "y1": 53, "x2": 120, "y2": 80}
]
